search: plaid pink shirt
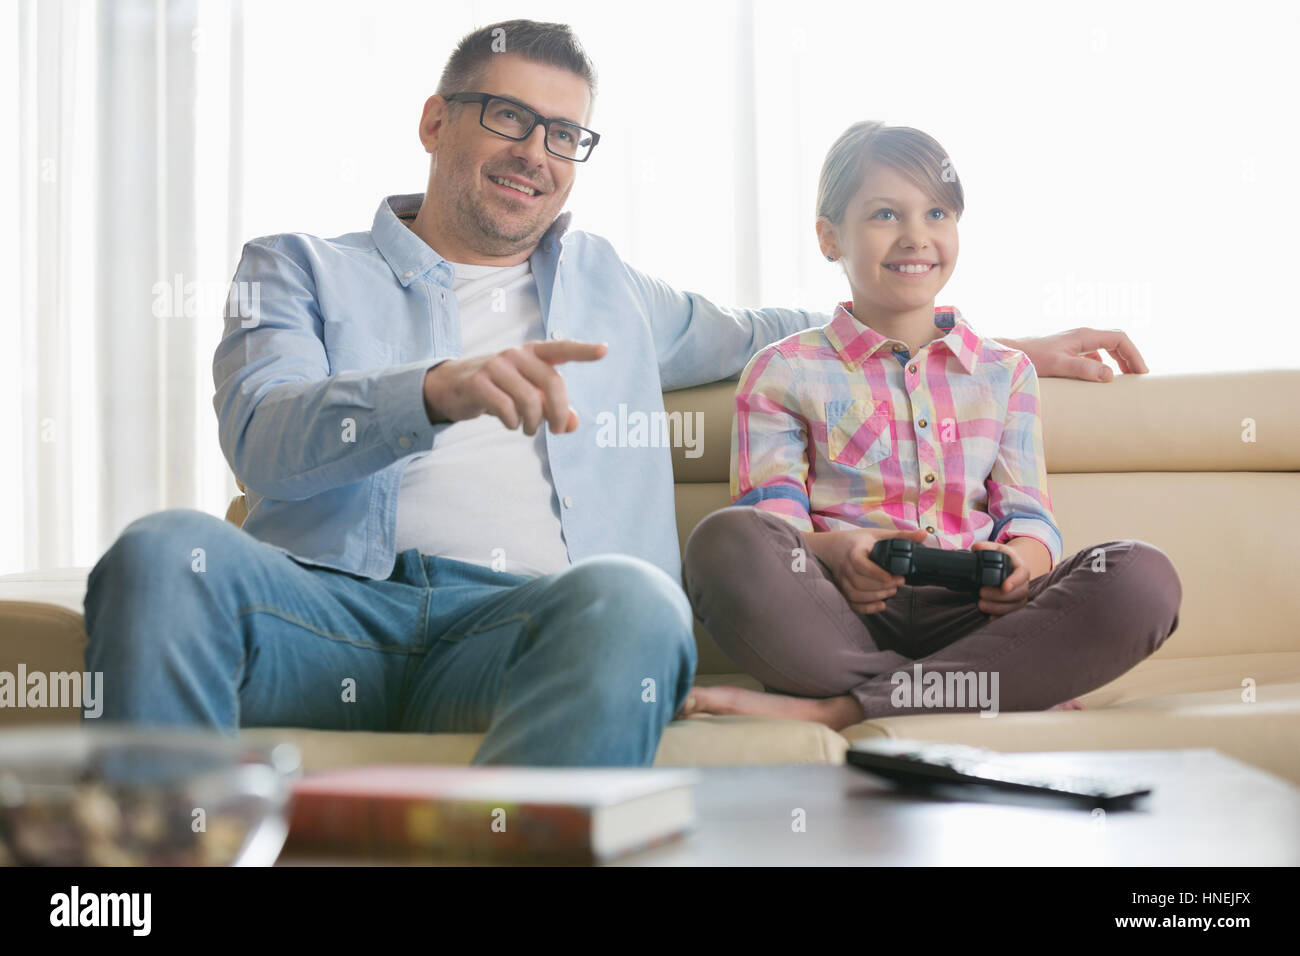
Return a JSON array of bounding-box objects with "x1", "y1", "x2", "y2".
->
[{"x1": 731, "y1": 303, "x2": 1063, "y2": 567}]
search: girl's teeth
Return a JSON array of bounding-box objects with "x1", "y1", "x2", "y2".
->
[{"x1": 887, "y1": 263, "x2": 934, "y2": 274}]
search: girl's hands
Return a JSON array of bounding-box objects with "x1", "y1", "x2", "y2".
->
[
  {"x1": 970, "y1": 540, "x2": 1030, "y2": 617},
  {"x1": 820, "y1": 527, "x2": 929, "y2": 614}
]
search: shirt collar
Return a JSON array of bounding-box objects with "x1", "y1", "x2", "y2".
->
[
  {"x1": 372, "y1": 193, "x2": 573, "y2": 288},
  {"x1": 825, "y1": 302, "x2": 981, "y2": 374}
]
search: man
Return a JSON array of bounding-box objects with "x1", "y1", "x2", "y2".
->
[{"x1": 83, "y1": 19, "x2": 1147, "y2": 766}]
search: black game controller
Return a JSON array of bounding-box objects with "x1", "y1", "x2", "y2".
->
[{"x1": 869, "y1": 539, "x2": 1010, "y2": 593}]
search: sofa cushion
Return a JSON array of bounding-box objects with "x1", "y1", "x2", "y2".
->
[
  {"x1": 240, "y1": 714, "x2": 849, "y2": 772},
  {"x1": 1073, "y1": 652, "x2": 1300, "y2": 708},
  {"x1": 840, "y1": 654, "x2": 1300, "y2": 784},
  {"x1": 1048, "y1": 473, "x2": 1300, "y2": 659}
]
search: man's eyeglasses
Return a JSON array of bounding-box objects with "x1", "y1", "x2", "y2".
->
[{"x1": 445, "y1": 92, "x2": 601, "y2": 163}]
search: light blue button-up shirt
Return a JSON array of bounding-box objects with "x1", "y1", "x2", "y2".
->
[{"x1": 213, "y1": 193, "x2": 819, "y2": 581}]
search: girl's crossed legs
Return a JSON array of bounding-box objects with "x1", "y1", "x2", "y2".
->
[{"x1": 681, "y1": 507, "x2": 1181, "y2": 730}]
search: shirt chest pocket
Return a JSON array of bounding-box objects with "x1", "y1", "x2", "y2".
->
[{"x1": 825, "y1": 398, "x2": 893, "y2": 467}]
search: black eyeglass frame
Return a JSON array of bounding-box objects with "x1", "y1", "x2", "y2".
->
[{"x1": 445, "y1": 92, "x2": 601, "y2": 162}]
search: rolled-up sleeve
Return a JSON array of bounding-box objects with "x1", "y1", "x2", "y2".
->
[
  {"x1": 212, "y1": 236, "x2": 451, "y2": 501},
  {"x1": 730, "y1": 346, "x2": 814, "y2": 532},
  {"x1": 984, "y1": 355, "x2": 1064, "y2": 566}
]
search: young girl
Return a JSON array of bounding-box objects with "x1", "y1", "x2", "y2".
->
[{"x1": 679, "y1": 121, "x2": 1182, "y2": 730}]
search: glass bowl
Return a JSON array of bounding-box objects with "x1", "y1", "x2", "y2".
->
[{"x1": 0, "y1": 726, "x2": 301, "y2": 866}]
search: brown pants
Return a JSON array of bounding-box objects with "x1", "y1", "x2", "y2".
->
[{"x1": 682, "y1": 507, "x2": 1182, "y2": 718}]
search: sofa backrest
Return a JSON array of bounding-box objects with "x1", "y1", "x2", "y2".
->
[
  {"x1": 665, "y1": 370, "x2": 1300, "y2": 673},
  {"x1": 226, "y1": 370, "x2": 1300, "y2": 675}
]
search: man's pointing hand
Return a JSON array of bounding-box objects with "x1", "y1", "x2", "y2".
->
[{"x1": 422, "y1": 340, "x2": 609, "y2": 435}]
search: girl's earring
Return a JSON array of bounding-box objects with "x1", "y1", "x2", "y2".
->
[{"x1": 826, "y1": 254, "x2": 837, "y2": 262}]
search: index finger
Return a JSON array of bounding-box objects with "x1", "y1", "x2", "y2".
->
[
  {"x1": 529, "y1": 341, "x2": 609, "y2": 365},
  {"x1": 1075, "y1": 328, "x2": 1148, "y2": 375}
]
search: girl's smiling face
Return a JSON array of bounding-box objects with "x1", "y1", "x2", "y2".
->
[{"x1": 818, "y1": 163, "x2": 958, "y2": 319}]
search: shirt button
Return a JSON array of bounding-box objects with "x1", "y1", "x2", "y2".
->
[
  {"x1": 918, "y1": 418, "x2": 928, "y2": 428},
  {"x1": 562, "y1": 496, "x2": 574, "y2": 509},
  {"x1": 926, "y1": 525, "x2": 936, "y2": 534},
  {"x1": 908, "y1": 364, "x2": 918, "y2": 374},
  {"x1": 404, "y1": 270, "x2": 414, "y2": 279},
  {"x1": 550, "y1": 329, "x2": 565, "y2": 340},
  {"x1": 398, "y1": 436, "x2": 412, "y2": 449},
  {"x1": 925, "y1": 473, "x2": 935, "y2": 483}
]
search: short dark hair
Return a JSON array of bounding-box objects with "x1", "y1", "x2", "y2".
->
[{"x1": 436, "y1": 19, "x2": 598, "y2": 112}]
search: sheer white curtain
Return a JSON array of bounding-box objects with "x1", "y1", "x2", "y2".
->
[
  {"x1": 241, "y1": 0, "x2": 1296, "y2": 368},
  {"x1": 7, "y1": 0, "x2": 1298, "y2": 575},
  {"x1": 5, "y1": 0, "x2": 242, "y2": 575}
]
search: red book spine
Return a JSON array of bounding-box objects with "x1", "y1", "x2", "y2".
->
[{"x1": 286, "y1": 792, "x2": 598, "y2": 863}]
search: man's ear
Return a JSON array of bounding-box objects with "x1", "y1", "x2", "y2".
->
[{"x1": 418, "y1": 94, "x2": 449, "y2": 155}]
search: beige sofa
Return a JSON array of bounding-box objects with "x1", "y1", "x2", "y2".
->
[{"x1": 3, "y1": 370, "x2": 1298, "y2": 782}]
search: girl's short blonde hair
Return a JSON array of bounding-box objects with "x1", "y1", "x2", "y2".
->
[{"x1": 816, "y1": 121, "x2": 964, "y2": 225}]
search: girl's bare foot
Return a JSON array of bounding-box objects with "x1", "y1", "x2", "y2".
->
[
  {"x1": 1049, "y1": 699, "x2": 1085, "y2": 711},
  {"x1": 676, "y1": 685, "x2": 866, "y2": 731}
]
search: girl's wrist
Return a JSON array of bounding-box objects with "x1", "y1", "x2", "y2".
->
[
  {"x1": 800, "y1": 529, "x2": 844, "y2": 565},
  {"x1": 1004, "y1": 535, "x2": 1052, "y2": 580}
]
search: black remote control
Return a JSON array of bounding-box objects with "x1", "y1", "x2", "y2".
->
[
  {"x1": 846, "y1": 739, "x2": 1152, "y2": 808},
  {"x1": 870, "y1": 538, "x2": 1009, "y2": 593}
]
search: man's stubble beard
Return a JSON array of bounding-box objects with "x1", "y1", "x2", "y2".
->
[{"x1": 450, "y1": 162, "x2": 561, "y2": 258}]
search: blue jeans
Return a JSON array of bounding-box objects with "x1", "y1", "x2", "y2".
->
[{"x1": 83, "y1": 510, "x2": 698, "y2": 766}]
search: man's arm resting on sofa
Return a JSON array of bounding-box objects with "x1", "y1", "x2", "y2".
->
[
  {"x1": 991, "y1": 327, "x2": 1149, "y2": 382},
  {"x1": 620, "y1": 257, "x2": 824, "y2": 391}
]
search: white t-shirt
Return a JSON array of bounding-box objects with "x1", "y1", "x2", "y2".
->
[{"x1": 393, "y1": 259, "x2": 571, "y2": 577}]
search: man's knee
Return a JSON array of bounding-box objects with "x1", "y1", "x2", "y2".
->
[
  {"x1": 94, "y1": 508, "x2": 239, "y2": 579},
  {"x1": 86, "y1": 509, "x2": 249, "y2": 647},
  {"x1": 544, "y1": 556, "x2": 697, "y2": 713},
  {"x1": 538, "y1": 555, "x2": 696, "y2": 680},
  {"x1": 556, "y1": 555, "x2": 692, "y2": 637}
]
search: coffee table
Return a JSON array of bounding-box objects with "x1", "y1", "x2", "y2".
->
[{"x1": 277, "y1": 749, "x2": 1300, "y2": 866}]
